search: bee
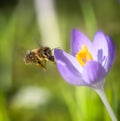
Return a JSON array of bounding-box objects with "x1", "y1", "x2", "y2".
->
[{"x1": 24, "y1": 47, "x2": 55, "y2": 71}]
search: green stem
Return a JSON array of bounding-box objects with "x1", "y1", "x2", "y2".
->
[{"x1": 94, "y1": 87, "x2": 117, "y2": 121}]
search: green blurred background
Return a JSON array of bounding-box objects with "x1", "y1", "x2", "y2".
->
[{"x1": 0, "y1": 0, "x2": 120, "y2": 121}]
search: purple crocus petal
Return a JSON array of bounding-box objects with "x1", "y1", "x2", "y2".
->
[
  {"x1": 93, "y1": 31, "x2": 109, "y2": 65},
  {"x1": 93, "y1": 31, "x2": 116, "y2": 73},
  {"x1": 103, "y1": 35, "x2": 116, "y2": 72},
  {"x1": 71, "y1": 29, "x2": 92, "y2": 56},
  {"x1": 82, "y1": 61, "x2": 106, "y2": 85},
  {"x1": 54, "y1": 49, "x2": 87, "y2": 85}
]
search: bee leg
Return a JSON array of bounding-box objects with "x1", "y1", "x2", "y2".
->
[
  {"x1": 38, "y1": 61, "x2": 46, "y2": 71},
  {"x1": 41, "y1": 61, "x2": 46, "y2": 71},
  {"x1": 36, "y1": 63, "x2": 41, "y2": 66}
]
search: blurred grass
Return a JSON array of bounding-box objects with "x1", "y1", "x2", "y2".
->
[{"x1": 0, "y1": 0, "x2": 120, "y2": 121}]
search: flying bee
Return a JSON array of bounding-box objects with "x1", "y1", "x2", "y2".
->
[{"x1": 24, "y1": 47, "x2": 55, "y2": 71}]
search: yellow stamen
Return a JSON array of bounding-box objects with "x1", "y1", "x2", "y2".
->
[{"x1": 75, "y1": 45, "x2": 93, "y2": 66}]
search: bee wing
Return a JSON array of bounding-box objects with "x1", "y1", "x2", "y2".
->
[{"x1": 34, "y1": 40, "x2": 43, "y2": 48}]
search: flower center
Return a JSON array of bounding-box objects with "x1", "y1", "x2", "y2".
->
[{"x1": 75, "y1": 45, "x2": 93, "y2": 66}]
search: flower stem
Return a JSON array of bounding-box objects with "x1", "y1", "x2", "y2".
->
[{"x1": 94, "y1": 87, "x2": 117, "y2": 121}]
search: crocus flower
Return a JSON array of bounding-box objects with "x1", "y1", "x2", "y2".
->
[
  {"x1": 54, "y1": 29, "x2": 117, "y2": 121},
  {"x1": 54, "y1": 29, "x2": 116, "y2": 88}
]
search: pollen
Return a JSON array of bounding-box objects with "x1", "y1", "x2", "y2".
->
[{"x1": 75, "y1": 45, "x2": 93, "y2": 66}]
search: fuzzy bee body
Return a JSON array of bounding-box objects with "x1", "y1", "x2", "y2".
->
[{"x1": 24, "y1": 47, "x2": 54, "y2": 71}]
